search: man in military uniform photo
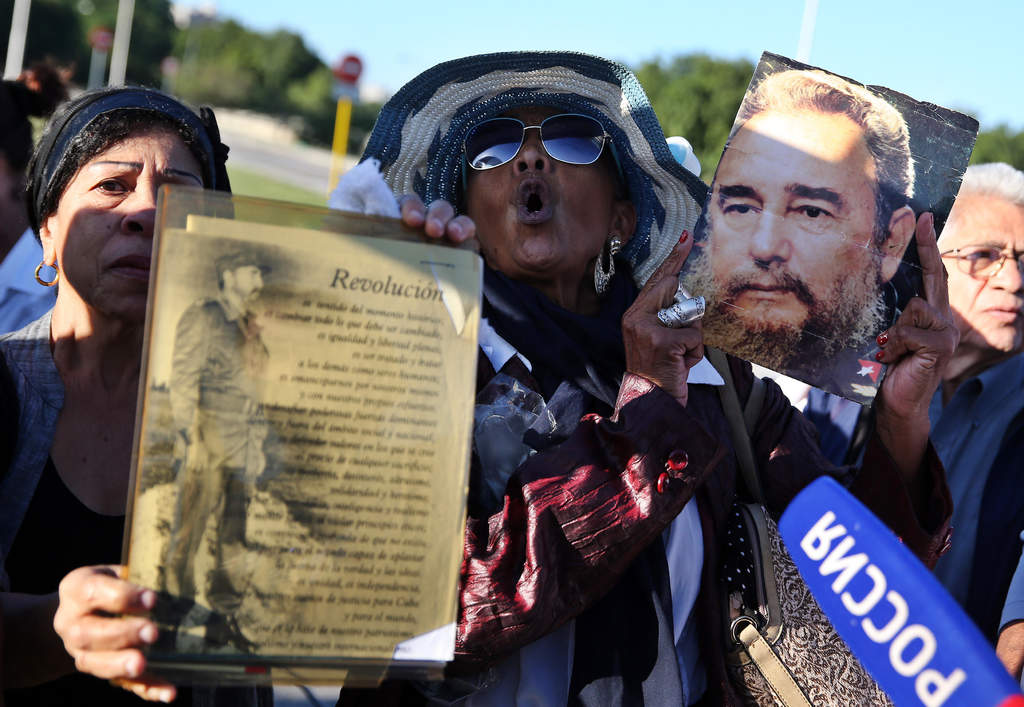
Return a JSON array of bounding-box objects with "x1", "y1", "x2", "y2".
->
[{"x1": 165, "y1": 252, "x2": 271, "y2": 620}]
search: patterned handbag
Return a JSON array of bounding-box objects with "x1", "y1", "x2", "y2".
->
[{"x1": 707, "y1": 349, "x2": 893, "y2": 706}]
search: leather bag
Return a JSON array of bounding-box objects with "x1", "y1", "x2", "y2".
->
[{"x1": 706, "y1": 349, "x2": 893, "y2": 707}]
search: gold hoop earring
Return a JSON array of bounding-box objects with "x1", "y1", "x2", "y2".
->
[{"x1": 34, "y1": 261, "x2": 59, "y2": 287}]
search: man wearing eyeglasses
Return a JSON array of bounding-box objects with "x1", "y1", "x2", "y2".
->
[
  {"x1": 683, "y1": 68, "x2": 917, "y2": 404},
  {"x1": 927, "y1": 163, "x2": 1024, "y2": 666}
]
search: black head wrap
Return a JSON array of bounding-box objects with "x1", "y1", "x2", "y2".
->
[{"x1": 26, "y1": 87, "x2": 230, "y2": 233}]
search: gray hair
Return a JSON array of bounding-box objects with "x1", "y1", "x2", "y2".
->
[
  {"x1": 940, "y1": 163, "x2": 1024, "y2": 244},
  {"x1": 956, "y1": 162, "x2": 1024, "y2": 208},
  {"x1": 733, "y1": 69, "x2": 915, "y2": 243}
]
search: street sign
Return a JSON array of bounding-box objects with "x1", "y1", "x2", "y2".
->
[
  {"x1": 160, "y1": 56, "x2": 180, "y2": 77},
  {"x1": 333, "y1": 54, "x2": 362, "y2": 85},
  {"x1": 89, "y1": 26, "x2": 113, "y2": 51}
]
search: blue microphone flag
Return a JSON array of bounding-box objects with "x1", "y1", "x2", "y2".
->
[{"x1": 778, "y1": 476, "x2": 1024, "y2": 707}]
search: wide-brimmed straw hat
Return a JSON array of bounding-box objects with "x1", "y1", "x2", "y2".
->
[{"x1": 361, "y1": 51, "x2": 708, "y2": 286}]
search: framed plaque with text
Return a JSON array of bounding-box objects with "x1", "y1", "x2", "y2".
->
[{"x1": 123, "y1": 186, "x2": 482, "y2": 685}]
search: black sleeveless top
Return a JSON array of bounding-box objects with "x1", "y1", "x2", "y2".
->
[{"x1": 4, "y1": 458, "x2": 193, "y2": 706}]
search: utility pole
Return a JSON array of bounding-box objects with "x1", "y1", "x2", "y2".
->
[
  {"x1": 328, "y1": 54, "x2": 363, "y2": 194},
  {"x1": 797, "y1": 0, "x2": 819, "y2": 64},
  {"x1": 3, "y1": 0, "x2": 32, "y2": 80},
  {"x1": 108, "y1": 0, "x2": 135, "y2": 85}
]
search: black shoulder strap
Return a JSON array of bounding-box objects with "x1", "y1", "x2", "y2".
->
[{"x1": 706, "y1": 347, "x2": 766, "y2": 504}]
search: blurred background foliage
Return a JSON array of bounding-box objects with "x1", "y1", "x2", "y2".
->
[
  {"x1": 0, "y1": 0, "x2": 173, "y2": 88},
  {"x1": 971, "y1": 127, "x2": 1024, "y2": 170},
  {"x1": 635, "y1": 53, "x2": 755, "y2": 179},
  {"x1": 0, "y1": 0, "x2": 380, "y2": 152},
  {"x1": 1, "y1": 0, "x2": 1022, "y2": 170}
]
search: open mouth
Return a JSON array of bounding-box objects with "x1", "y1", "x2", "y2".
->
[{"x1": 517, "y1": 178, "x2": 553, "y2": 224}]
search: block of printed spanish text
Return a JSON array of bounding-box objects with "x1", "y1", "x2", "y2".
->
[{"x1": 123, "y1": 185, "x2": 481, "y2": 686}]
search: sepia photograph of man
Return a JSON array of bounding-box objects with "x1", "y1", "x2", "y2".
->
[{"x1": 164, "y1": 251, "x2": 271, "y2": 629}]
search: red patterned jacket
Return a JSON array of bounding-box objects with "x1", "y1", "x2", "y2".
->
[{"x1": 339, "y1": 353, "x2": 952, "y2": 706}]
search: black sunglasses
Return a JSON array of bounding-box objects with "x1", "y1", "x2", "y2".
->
[{"x1": 464, "y1": 113, "x2": 610, "y2": 170}]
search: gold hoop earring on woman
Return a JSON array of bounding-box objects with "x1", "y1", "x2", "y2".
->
[
  {"x1": 593, "y1": 235, "x2": 621, "y2": 296},
  {"x1": 34, "y1": 261, "x2": 59, "y2": 287}
]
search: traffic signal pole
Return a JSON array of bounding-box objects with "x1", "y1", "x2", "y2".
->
[
  {"x1": 3, "y1": 0, "x2": 31, "y2": 80},
  {"x1": 327, "y1": 54, "x2": 363, "y2": 196},
  {"x1": 108, "y1": 0, "x2": 135, "y2": 85},
  {"x1": 329, "y1": 97, "x2": 353, "y2": 195}
]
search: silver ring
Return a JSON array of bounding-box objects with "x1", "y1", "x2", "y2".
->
[{"x1": 657, "y1": 296, "x2": 705, "y2": 328}]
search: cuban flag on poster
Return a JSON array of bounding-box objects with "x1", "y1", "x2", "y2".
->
[{"x1": 778, "y1": 477, "x2": 1024, "y2": 707}]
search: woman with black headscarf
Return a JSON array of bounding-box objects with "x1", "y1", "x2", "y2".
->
[
  {"x1": 341, "y1": 51, "x2": 956, "y2": 705},
  {"x1": 0, "y1": 87, "x2": 267, "y2": 706}
]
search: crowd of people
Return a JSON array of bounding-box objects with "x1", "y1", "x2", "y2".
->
[{"x1": 0, "y1": 48, "x2": 1021, "y2": 707}]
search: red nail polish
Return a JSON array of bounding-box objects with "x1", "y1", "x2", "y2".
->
[
  {"x1": 657, "y1": 472, "x2": 670, "y2": 494},
  {"x1": 679, "y1": 230, "x2": 689, "y2": 244},
  {"x1": 875, "y1": 351, "x2": 884, "y2": 361},
  {"x1": 877, "y1": 332, "x2": 888, "y2": 346}
]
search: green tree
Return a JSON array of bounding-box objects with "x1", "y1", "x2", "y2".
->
[
  {"x1": 174, "y1": 21, "x2": 319, "y2": 112},
  {"x1": 284, "y1": 66, "x2": 380, "y2": 151},
  {"x1": 633, "y1": 54, "x2": 755, "y2": 180},
  {"x1": 172, "y1": 18, "x2": 347, "y2": 146},
  {"x1": 172, "y1": 20, "x2": 368, "y2": 147},
  {"x1": 0, "y1": 0, "x2": 82, "y2": 70},
  {"x1": 0, "y1": 0, "x2": 175, "y2": 86},
  {"x1": 173, "y1": 20, "x2": 261, "y2": 106},
  {"x1": 970, "y1": 125, "x2": 1024, "y2": 172},
  {"x1": 1, "y1": 3, "x2": 375, "y2": 150},
  {"x1": 286, "y1": 64, "x2": 336, "y2": 144}
]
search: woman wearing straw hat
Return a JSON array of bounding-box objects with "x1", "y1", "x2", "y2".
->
[
  {"x1": 332, "y1": 51, "x2": 956, "y2": 705},
  {"x1": 56, "y1": 52, "x2": 956, "y2": 706}
]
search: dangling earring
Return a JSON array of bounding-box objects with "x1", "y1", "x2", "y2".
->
[
  {"x1": 593, "y1": 235, "x2": 622, "y2": 296},
  {"x1": 34, "y1": 261, "x2": 58, "y2": 287}
]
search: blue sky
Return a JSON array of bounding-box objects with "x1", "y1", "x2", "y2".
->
[{"x1": 207, "y1": 0, "x2": 1021, "y2": 131}]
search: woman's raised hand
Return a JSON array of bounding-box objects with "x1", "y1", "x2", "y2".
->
[
  {"x1": 52, "y1": 566, "x2": 176, "y2": 703},
  {"x1": 873, "y1": 212, "x2": 959, "y2": 479},
  {"x1": 397, "y1": 195, "x2": 476, "y2": 245},
  {"x1": 622, "y1": 232, "x2": 704, "y2": 406},
  {"x1": 874, "y1": 213, "x2": 958, "y2": 416}
]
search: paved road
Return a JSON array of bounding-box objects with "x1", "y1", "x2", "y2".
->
[{"x1": 219, "y1": 128, "x2": 356, "y2": 194}]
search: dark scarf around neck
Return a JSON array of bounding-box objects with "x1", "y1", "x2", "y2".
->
[{"x1": 481, "y1": 259, "x2": 636, "y2": 411}]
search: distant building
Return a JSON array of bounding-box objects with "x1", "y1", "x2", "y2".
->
[{"x1": 170, "y1": 2, "x2": 218, "y2": 29}]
